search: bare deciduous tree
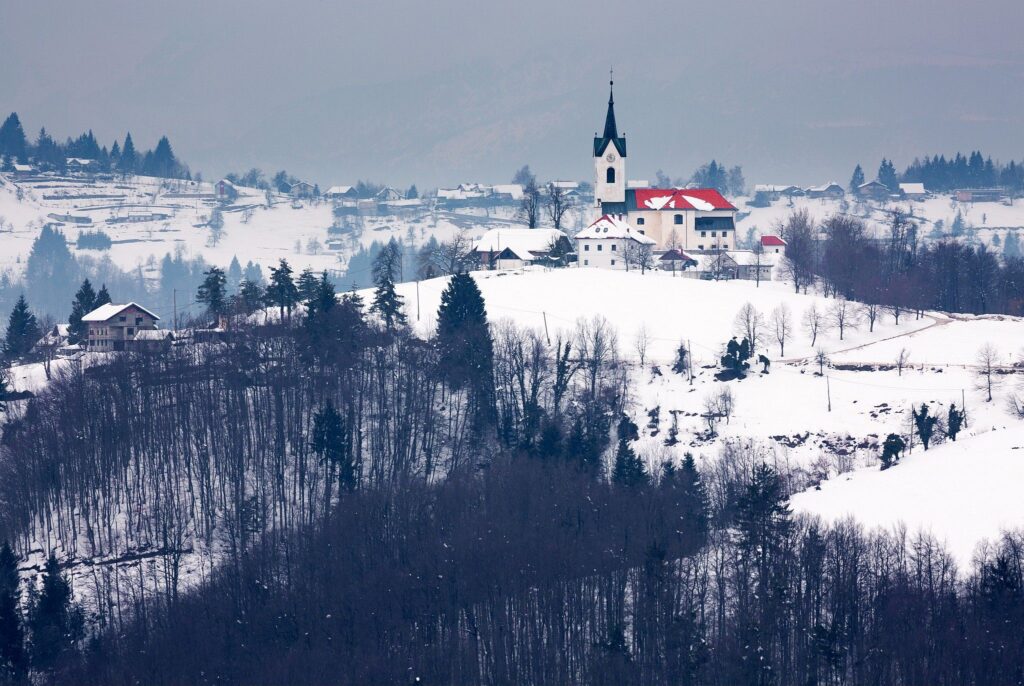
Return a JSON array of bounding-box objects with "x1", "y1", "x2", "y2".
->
[
  {"x1": 828, "y1": 298, "x2": 858, "y2": 341},
  {"x1": 976, "y1": 342, "x2": 1001, "y2": 402},
  {"x1": 545, "y1": 183, "x2": 574, "y2": 231},
  {"x1": 734, "y1": 302, "x2": 766, "y2": 354},
  {"x1": 895, "y1": 347, "x2": 910, "y2": 376},
  {"x1": 803, "y1": 304, "x2": 826, "y2": 347},
  {"x1": 518, "y1": 179, "x2": 541, "y2": 228},
  {"x1": 770, "y1": 304, "x2": 793, "y2": 356},
  {"x1": 633, "y1": 325, "x2": 651, "y2": 368}
]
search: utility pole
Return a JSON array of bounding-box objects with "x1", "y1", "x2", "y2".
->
[
  {"x1": 688, "y1": 338, "x2": 694, "y2": 386},
  {"x1": 542, "y1": 311, "x2": 551, "y2": 345},
  {"x1": 961, "y1": 388, "x2": 967, "y2": 426},
  {"x1": 826, "y1": 375, "x2": 832, "y2": 412}
]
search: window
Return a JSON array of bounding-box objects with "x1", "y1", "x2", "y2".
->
[
  {"x1": 136, "y1": 317, "x2": 143, "y2": 325},
  {"x1": 584, "y1": 259, "x2": 589, "y2": 266},
  {"x1": 711, "y1": 231, "x2": 717, "y2": 237},
  {"x1": 674, "y1": 214, "x2": 683, "y2": 225},
  {"x1": 611, "y1": 244, "x2": 617, "y2": 252},
  {"x1": 698, "y1": 245, "x2": 704, "y2": 250},
  {"x1": 119, "y1": 316, "x2": 126, "y2": 322},
  {"x1": 598, "y1": 244, "x2": 603, "y2": 251},
  {"x1": 722, "y1": 243, "x2": 728, "y2": 249},
  {"x1": 127, "y1": 327, "x2": 135, "y2": 337},
  {"x1": 611, "y1": 259, "x2": 616, "y2": 266},
  {"x1": 584, "y1": 244, "x2": 590, "y2": 251},
  {"x1": 636, "y1": 217, "x2": 645, "y2": 225},
  {"x1": 701, "y1": 231, "x2": 706, "y2": 237},
  {"x1": 606, "y1": 167, "x2": 616, "y2": 183}
]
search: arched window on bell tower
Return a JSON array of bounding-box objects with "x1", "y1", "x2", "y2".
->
[{"x1": 606, "y1": 167, "x2": 616, "y2": 184}]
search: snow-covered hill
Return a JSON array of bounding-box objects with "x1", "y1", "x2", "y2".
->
[{"x1": 394, "y1": 268, "x2": 1024, "y2": 565}]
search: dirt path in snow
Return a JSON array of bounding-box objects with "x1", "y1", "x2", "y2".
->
[{"x1": 779, "y1": 312, "x2": 954, "y2": 365}]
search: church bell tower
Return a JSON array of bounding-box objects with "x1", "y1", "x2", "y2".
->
[{"x1": 593, "y1": 75, "x2": 627, "y2": 209}]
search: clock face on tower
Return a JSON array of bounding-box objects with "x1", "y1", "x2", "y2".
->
[{"x1": 605, "y1": 152, "x2": 617, "y2": 163}]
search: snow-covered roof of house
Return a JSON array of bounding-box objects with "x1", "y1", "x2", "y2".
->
[
  {"x1": 132, "y1": 329, "x2": 173, "y2": 341},
  {"x1": 576, "y1": 215, "x2": 656, "y2": 244},
  {"x1": 806, "y1": 181, "x2": 844, "y2": 192},
  {"x1": 491, "y1": 184, "x2": 524, "y2": 199},
  {"x1": 727, "y1": 250, "x2": 778, "y2": 266},
  {"x1": 66, "y1": 157, "x2": 95, "y2": 165},
  {"x1": 753, "y1": 184, "x2": 800, "y2": 193},
  {"x1": 761, "y1": 235, "x2": 787, "y2": 247},
  {"x1": 289, "y1": 180, "x2": 314, "y2": 189},
  {"x1": 82, "y1": 302, "x2": 160, "y2": 322},
  {"x1": 13, "y1": 164, "x2": 33, "y2": 172},
  {"x1": 858, "y1": 180, "x2": 889, "y2": 190},
  {"x1": 899, "y1": 182, "x2": 926, "y2": 194},
  {"x1": 659, "y1": 248, "x2": 695, "y2": 262},
  {"x1": 550, "y1": 180, "x2": 579, "y2": 190},
  {"x1": 475, "y1": 228, "x2": 566, "y2": 258},
  {"x1": 324, "y1": 185, "x2": 353, "y2": 195},
  {"x1": 630, "y1": 188, "x2": 736, "y2": 212},
  {"x1": 217, "y1": 178, "x2": 237, "y2": 188}
]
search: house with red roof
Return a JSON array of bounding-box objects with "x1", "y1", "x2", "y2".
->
[
  {"x1": 592, "y1": 79, "x2": 738, "y2": 251},
  {"x1": 760, "y1": 234, "x2": 787, "y2": 254}
]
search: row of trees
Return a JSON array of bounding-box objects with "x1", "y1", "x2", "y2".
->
[
  {"x1": 779, "y1": 208, "x2": 1024, "y2": 316},
  {"x1": 0, "y1": 113, "x2": 189, "y2": 178},
  {"x1": 851, "y1": 151, "x2": 1024, "y2": 193}
]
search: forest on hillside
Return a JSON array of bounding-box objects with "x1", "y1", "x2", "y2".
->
[{"x1": 0, "y1": 255, "x2": 1022, "y2": 684}]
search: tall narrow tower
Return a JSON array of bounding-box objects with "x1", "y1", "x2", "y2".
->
[{"x1": 593, "y1": 76, "x2": 627, "y2": 209}]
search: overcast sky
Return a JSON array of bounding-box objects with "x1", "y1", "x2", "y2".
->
[{"x1": 2, "y1": 0, "x2": 1023, "y2": 189}]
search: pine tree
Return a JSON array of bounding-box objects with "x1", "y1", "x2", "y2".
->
[
  {"x1": 265, "y1": 259, "x2": 299, "y2": 320},
  {"x1": 0, "y1": 113, "x2": 28, "y2": 162},
  {"x1": 28, "y1": 553, "x2": 81, "y2": 673},
  {"x1": 671, "y1": 341, "x2": 689, "y2": 375},
  {"x1": 0, "y1": 542, "x2": 24, "y2": 680},
  {"x1": 67, "y1": 279, "x2": 97, "y2": 344},
  {"x1": 226, "y1": 256, "x2": 243, "y2": 293},
  {"x1": 236, "y1": 280, "x2": 264, "y2": 315},
  {"x1": 850, "y1": 164, "x2": 865, "y2": 193},
  {"x1": 95, "y1": 284, "x2": 111, "y2": 307},
  {"x1": 1004, "y1": 231, "x2": 1022, "y2": 258},
  {"x1": 878, "y1": 158, "x2": 898, "y2": 190},
  {"x1": 3, "y1": 295, "x2": 40, "y2": 359},
  {"x1": 612, "y1": 415, "x2": 647, "y2": 487},
  {"x1": 312, "y1": 402, "x2": 357, "y2": 510},
  {"x1": 952, "y1": 210, "x2": 965, "y2": 237},
  {"x1": 435, "y1": 273, "x2": 492, "y2": 390},
  {"x1": 196, "y1": 267, "x2": 228, "y2": 317},
  {"x1": 370, "y1": 242, "x2": 407, "y2": 330},
  {"x1": 118, "y1": 132, "x2": 137, "y2": 174},
  {"x1": 296, "y1": 268, "x2": 319, "y2": 306}
]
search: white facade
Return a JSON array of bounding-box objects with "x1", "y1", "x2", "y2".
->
[
  {"x1": 576, "y1": 215, "x2": 655, "y2": 270},
  {"x1": 594, "y1": 148, "x2": 626, "y2": 206}
]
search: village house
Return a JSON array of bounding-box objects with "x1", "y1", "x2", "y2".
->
[
  {"x1": 288, "y1": 181, "x2": 316, "y2": 199},
  {"x1": 575, "y1": 214, "x2": 656, "y2": 269},
  {"x1": 760, "y1": 234, "x2": 787, "y2": 254},
  {"x1": 753, "y1": 184, "x2": 804, "y2": 201},
  {"x1": 857, "y1": 180, "x2": 891, "y2": 201},
  {"x1": 66, "y1": 157, "x2": 97, "y2": 175},
  {"x1": 129, "y1": 329, "x2": 175, "y2": 352},
  {"x1": 323, "y1": 185, "x2": 357, "y2": 201},
  {"x1": 658, "y1": 248, "x2": 697, "y2": 273},
  {"x1": 956, "y1": 188, "x2": 1005, "y2": 203},
  {"x1": 82, "y1": 303, "x2": 160, "y2": 352},
  {"x1": 474, "y1": 228, "x2": 570, "y2": 269},
  {"x1": 805, "y1": 182, "x2": 845, "y2": 199},
  {"x1": 899, "y1": 182, "x2": 927, "y2": 200},
  {"x1": 375, "y1": 186, "x2": 405, "y2": 202},
  {"x1": 591, "y1": 80, "x2": 738, "y2": 251},
  {"x1": 215, "y1": 178, "x2": 239, "y2": 202}
]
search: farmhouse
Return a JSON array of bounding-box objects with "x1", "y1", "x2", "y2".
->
[
  {"x1": 899, "y1": 182, "x2": 927, "y2": 199},
  {"x1": 82, "y1": 302, "x2": 160, "y2": 352},
  {"x1": 323, "y1": 185, "x2": 357, "y2": 200},
  {"x1": 805, "y1": 182, "x2": 844, "y2": 199},
  {"x1": 591, "y1": 80, "x2": 738, "y2": 251},
  {"x1": 215, "y1": 178, "x2": 239, "y2": 202},
  {"x1": 857, "y1": 180, "x2": 891, "y2": 200},
  {"x1": 289, "y1": 181, "x2": 316, "y2": 199},
  {"x1": 474, "y1": 228, "x2": 570, "y2": 269},
  {"x1": 575, "y1": 214, "x2": 656, "y2": 270},
  {"x1": 760, "y1": 235, "x2": 787, "y2": 254}
]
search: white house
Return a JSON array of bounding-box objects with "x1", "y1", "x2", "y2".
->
[
  {"x1": 899, "y1": 182, "x2": 927, "y2": 199},
  {"x1": 82, "y1": 303, "x2": 160, "y2": 352},
  {"x1": 760, "y1": 235, "x2": 787, "y2": 254},
  {"x1": 474, "y1": 228, "x2": 569, "y2": 269},
  {"x1": 323, "y1": 185, "x2": 356, "y2": 200},
  {"x1": 575, "y1": 215, "x2": 656, "y2": 270}
]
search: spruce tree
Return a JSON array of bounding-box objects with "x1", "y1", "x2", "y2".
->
[
  {"x1": 370, "y1": 240, "x2": 406, "y2": 330},
  {"x1": 612, "y1": 415, "x2": 647, "y2": 487},
  {"x1": 0, "y1": 113, "x2": 27, "y2": 162},
  {"x1": 196, "y1": 267, "x2": 228, "y2": 317},
  {"x1": 236, "y1": 280, "x2": 264, "y2": 315},
  {"x1": 265, "y1": 259, "x2": 299, "y2": 321},
  {"x1": 94, "y1": 284, "x2": 111, "y2": 307},
  {"x1": 850, "y1": 164, "x2": 865, "y2": 193},
  {"x1": 28, "y1": 553, "x2": 81, "y2": 673},
  {"x1": 0, "y1": 542, "x2": 24, "y2": 680},
  {"x1": 226, "y1": 256, "x2": 243, "y2": 293},
  {"x1": 3, "y1": 295, "x2": 40, "y2": 359},
  {"x1": 67, "y1": 279, "x2": 97, "y2": 344},
  {"x1": 296, "y1": 268, "x2": 319, "y2": 306},
  {"x1": 118, "y1": 132, "x2": 137, "y2": 174},
  {"x1": 435, "y1": 273, "x2": 492, "y2": 390}
]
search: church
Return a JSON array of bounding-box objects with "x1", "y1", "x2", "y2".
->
[{"x1": 592, "y1": 80, "x2": 738, "y2": 251}]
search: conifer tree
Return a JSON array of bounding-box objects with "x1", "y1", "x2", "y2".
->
[
  {"x1": 196, "y1": 267, "x2": 228, "y2": 317},
  {"x1": 850, "y1": 163, "x2": 865, "y2": 193},
  {"x1": 67, "y1": 279, "x2": 97, "y2": 344},
  {"x1": 265, "y1": 259, "x2": 299, "y2": 321},
  {"x1": 312, "y1": 402, "x2": 357, "y2": 512},
  {"x1": 3, "y1": 295, "x2": 40, "y2": 359},
  {"x1": 28, "y1": 553, "x2": 81, "y2": 673},
  {"x1": 612, "y1": 415, "x2": 647, "y2": 487},
  {"x1": 236, "y1": 280, "x2": 264, "y2": 315},
  {"x1": 912, "y1": 403, "x2": 938, "y2": 449},
  {"x1": 118, "y1": 132, "x2": 137, "y2": 174},
  {"x1": 226, "y1": 256, "x2": 243, "y2": 293},
  {"x1": 880, "y1": 433, "x2": 906, "y2": 469},
  {"x1": 947, "y1": 403, "x2": 965, "y2": 441},
  {"x1": 0, "y1": 542, "x2": 24, "y2": 681},
  {"x1": 370, "y1": 242, "x2": 407, "y2": 330},
  {"x1": 94, "y1": 284, "x2": 111, "y2": 307},
  {"x1": 435, "y1": 272, "x2": 492, "y2": 391},
  {"x1": 296, "y1": 268, "x2": 319, "y2": 306}
]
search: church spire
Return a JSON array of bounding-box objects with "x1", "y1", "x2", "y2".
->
[{"x1": 603, "y1": 71, "x2": 618, "y2": 140}]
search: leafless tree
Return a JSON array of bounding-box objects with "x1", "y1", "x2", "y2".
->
[
  {"x1": 778, "y1": 208, "x2": 817, "y2": 293},
  {"x1": 815, "y1": 348, "x2": 830, "y2": 375},
  {"x1": 770, "y1": 304, "x2": 793, "y2": 356},
  {"x1": 734, "y1": 302, "x2": 766, "y2": 354},
  {"x1": 545, "y1": 183, "x2": 573, "y2": 231},
  {"x1": 861, "y1": 301, "x2": 880, "y2": 332},
  {"x1": 518, "y1": 179, "x2": 541, "y2": 228},
  {"x1": 633, "y1": 325, "x2": 651, "y2": 367},
  {"x1": 715, "y1": 386, "x2": 735, "y2": 425},
  {"x1": 828, "y1": 298, "x2": 858, "y2": 341},
  {"x1": 895, "y1": 347, "x2": 910, "y2": 376},
  {"x1": 976, "y1": 342, "x2": 1001, "y2": 402},
  {"x1": 802, "y1": 303, "x2": 825, "y2": 346},
  {"x1": 421, "y1": 229, "x2": 477, "y2": 275}
]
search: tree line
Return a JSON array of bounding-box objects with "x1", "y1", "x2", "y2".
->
[
  {"x1": 852, "y1": 151, "x2": 1024, "y2": 193},
  {"x1": 0, "y1": 112, "x2": 189, "y2": 179}
]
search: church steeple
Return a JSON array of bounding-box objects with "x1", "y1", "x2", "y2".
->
[
  {"x1": 593, "y1": 71, "x2": 626, "y2": 159},
  {"x1": 603, "y1": 77, "x2": 619, "y2": 140}
]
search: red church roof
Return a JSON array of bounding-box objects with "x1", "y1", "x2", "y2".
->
[{"x1": 632, "y1": 188, "x2": 736, "y2": 212}]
